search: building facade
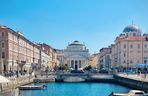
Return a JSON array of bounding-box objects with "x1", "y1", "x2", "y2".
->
[
  {"x1": 64, "y1": 41, "x2": 89, "y2": 70},
  {"x1": 40, "y1": 44, "x2": 57, "y2": 71},
  {"x1": 111, "y1": 24, "x2": 148, "y2": 68},
  {"x1": 0, "y1": 26, "x2": 40, "y2": 74},
  {"x1": 99, "y1": 47, "x2": 112, "y2": 70},
  {"x1": 56, "y1": 49, "x2": 64, "y2": 66},
  {"x1": 38, "y1": 44, "x2": 51, "y2": 71},
  {"x1": 89, "y1": 53, "x2": 100, "y2": 68}
]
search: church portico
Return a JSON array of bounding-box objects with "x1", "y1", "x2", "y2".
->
[{"x1": 70, "y1": 60, "x2": 82, "y2": 70}]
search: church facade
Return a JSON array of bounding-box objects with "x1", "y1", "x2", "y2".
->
[{"x1": 64, "y1": 41, "x2": 89, "y2": 70}]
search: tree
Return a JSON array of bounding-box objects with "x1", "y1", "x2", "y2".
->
[
  {"x1": 84, "y1": 65, "x2": 92, "y2": 71},
  {"x1": 58, "y1": 64, "x2": 69, "y2": 70}
]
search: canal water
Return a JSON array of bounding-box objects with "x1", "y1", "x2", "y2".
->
[{"x1": 20, "y1": 83, "x2": 131, "y2": 96}]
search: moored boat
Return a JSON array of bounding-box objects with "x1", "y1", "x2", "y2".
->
[
  {"x1": 109, "y1": 90, "x2": 145, "y2": 96},
  {"x1": 19, "y1": 85, "x2": 47, "y2": 90}
]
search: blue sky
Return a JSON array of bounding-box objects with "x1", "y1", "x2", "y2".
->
[{"x1": 0, "y1": 0, "x2": 148, "y2": 54}]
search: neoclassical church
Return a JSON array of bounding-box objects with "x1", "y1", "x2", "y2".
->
[{"x1": 64, "y1": 41, "x2": 89, "y2": 70}]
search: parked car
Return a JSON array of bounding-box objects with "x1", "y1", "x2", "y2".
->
[
  {"x1": 123, "y1": 69, "x2": 136, "y2": 74},
  {"x1": 71, "y1": 70, "x2": 84, "y2": 73},
  {"x1": 99, "y1": 68, "x2": 108, "y2": 74},
  {"x1": 90, "y1": 69, "x2": 98, "y2": 73}
]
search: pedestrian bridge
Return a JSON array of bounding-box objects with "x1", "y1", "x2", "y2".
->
[{"x1": 55, "y1": 73, "x2": 113, "y2": 82}]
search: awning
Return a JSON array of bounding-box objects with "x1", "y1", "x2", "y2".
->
[{"x1": 133, "y1": 64, "x2": 148, "y2": 68}]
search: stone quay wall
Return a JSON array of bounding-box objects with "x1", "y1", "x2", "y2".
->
[
  {"x1": 114, "y1": 75, "x2": 148, "y2": 92},
  {"x1": 0, "y1": 76, "x2": 34, "y2": 93}
]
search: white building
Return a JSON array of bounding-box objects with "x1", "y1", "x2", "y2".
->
[
  {"x1": 40, "y1": 49, "x2": 51, "y2": 70},
  {"x1": 99, "y1": 47, "x2": 112, "y2": 70},
  {"x1": 64, "y1": 41, "x2": 89, "y2": 70},
  {"x1": 38, "y1": 44, "x2": 51, "y2": 71}
]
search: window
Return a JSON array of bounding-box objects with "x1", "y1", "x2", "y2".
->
[
  {"x1": 145, "y1": 37, "x2": 148, "y2": 41},
  {"x1": 130, "y1": 60, "x2": 133, "y2": 63},
  {"x1": 123, "y1": 53, "x2": 126, "y2": 57},
  {"x1": 144, "y1": 50, "x2": 147, "y2": 53},
  {"x1": 2, "y1": 52, "x2": 5, "y2": 58},
  {"x1": 130, "y1": 44, "x2": 133, "y2": 49},
  {"x1": 124, "y1": 44, "x2": 126, "y2": 49},
  {"x1": 137, "y1": 44, "x2": 140, "y2": 49},
  {"x1": 123, "y1": 60, "x2": 126, "y2": 63},
  {"x1": 1, "y1": 43, "x2": 4, "y2": 48},
  {"x1": 137, "y1": 51, "x2": 140, "y2": 53},
  {"x1": 137, "y1": 60, "x2": 140, "y2": 64},
  {"x1": 145, "y1": 44, "x2": 147, "y2": 48},
  {"x1": 130, "y1": 51, "x2": 133, "y2": 53},
  {"x1": 2, "y1": 32, "x2": 4, "y2": 37},
  {"x1": 133, "y1": 33, "x2": 136, "y2": 36}
]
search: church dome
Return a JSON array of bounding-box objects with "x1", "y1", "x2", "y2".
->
[
  {"x1": 123, "y1": 24, "x2": 141, "y2": 33},
  {"x1": 69, "y1": 40, "x2": 84, "y2": 46}
]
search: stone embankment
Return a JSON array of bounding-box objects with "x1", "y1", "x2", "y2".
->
[
  {"x1": 114, "y1": 74, "x2": 148, "y2": 92},
  {"x1": 1, "y1": 73, "x2": 148, "y2": 94},
  {"x1": 0, "y1": 76, "x2": 34, "y2": 94},
  {"x1": 34, "y1": 78, "x2": 55, "y2": 83}
]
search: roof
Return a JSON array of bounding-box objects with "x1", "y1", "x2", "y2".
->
[
  {"x1": 123, "y1": 24, "x2": 141, "y2": 33},
  {"x1": 68, "y1": 40, "x2": 84, "y2": 46}
]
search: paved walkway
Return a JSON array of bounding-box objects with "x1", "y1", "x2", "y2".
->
[{"x1": 118, "y1": 73, "x2": 148, "y2": 82}]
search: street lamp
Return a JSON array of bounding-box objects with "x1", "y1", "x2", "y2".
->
[
  {"x1": 16, "y1": 60, "x2": 19, "y2": 78},
  {"x1": 144, "y1": 59, "x2": 147, "y2": 79},
  {"x1": 127, "y1": 60, "x2": 129, "y2": 75}
]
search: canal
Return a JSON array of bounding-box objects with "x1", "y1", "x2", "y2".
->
[{"x1": 20, "y1": 83, "x2": 131, "y2": 96}]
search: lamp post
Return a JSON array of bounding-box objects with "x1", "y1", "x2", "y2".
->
[
  {"x1": 144, "y1": 59, "x2": 147, "y2": 79},
  {"x1": 108, "y1": 59, "x2": 111, "y2": 74},
  {"x1": 127, "y1": 60, "x2": 129, "y2": 75},
  {"x1": 16, "y1": 60, "x2": 19, "y2": 78}
]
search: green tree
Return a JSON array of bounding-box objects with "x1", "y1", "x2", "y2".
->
[
  {"x1": 84, "y1": 65, "x2": 92, "y2": 71},
  {"x1": 58, "y1": 64, "x2": 69, "y2": 70}
]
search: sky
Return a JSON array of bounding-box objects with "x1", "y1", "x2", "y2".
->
[{"x1": 0, "y1": 0, "x2": 148, "y2": 54}]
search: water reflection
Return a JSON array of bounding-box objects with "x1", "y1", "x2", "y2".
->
[{"x1": 20, "y1": 83, "x2": 131, "y2": 96}]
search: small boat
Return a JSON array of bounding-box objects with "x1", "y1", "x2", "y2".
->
[
  {"x1": 19, "y1": 85, "x2": 47, "y2": 90},
  {"x1": 109, "y1": 92, "x2": 128, "y2": 96},
  {"x1": 109, "y1": 90, "x2": 145, "y2": 96}
]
